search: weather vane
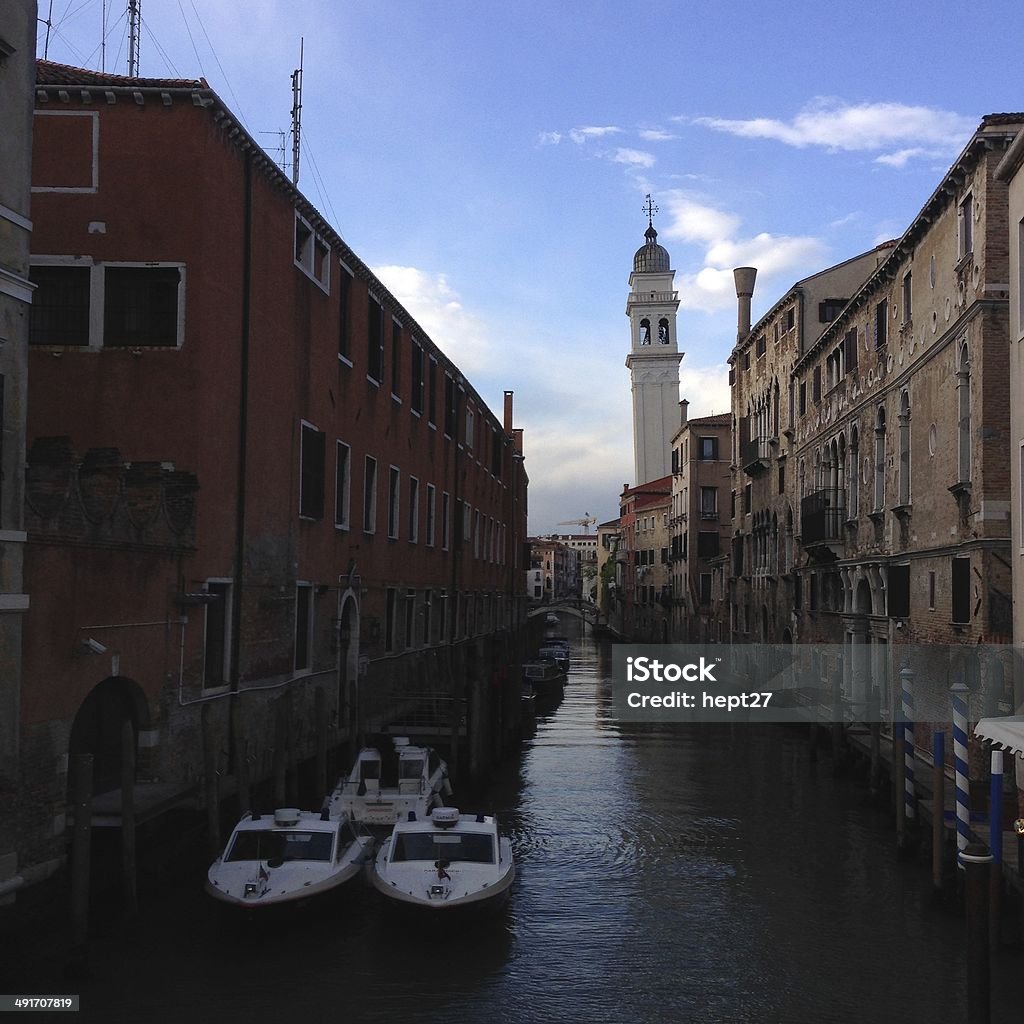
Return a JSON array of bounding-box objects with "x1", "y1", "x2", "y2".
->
[{"x1": 643, "y1": 194, "x2": 658, "y2": 228}]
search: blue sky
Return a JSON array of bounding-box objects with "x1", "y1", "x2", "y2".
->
[{"x1": 37, "y1": 0, "x2": 1024, "y2": 533}]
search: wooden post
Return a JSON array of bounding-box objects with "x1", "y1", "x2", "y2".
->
[
  {"x1": 962, "y1": 843, "x2": 992, "y2": 1024},
  {"x1": 70, "y1": 753, "x2": 93, "y2": 950},
  {"x1": 932, "y1": 730, "x2": 945, "y2": 891},
  {"x1": 989, "y1": 750, "x2": 1003, "y2": 953},
  {"x1": 231, "y1": 699, "x2": 250, "y2": 817},
  {"x1": 201, "y1": 704, "x2": 220, "y2": 856},
  {"x1": 120, "y1": 719, "x2": 138, "y2": 916}
]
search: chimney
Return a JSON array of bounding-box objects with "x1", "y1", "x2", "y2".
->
[
  {"x1": 679, "y1": 399, "x2": 689, "y2": 427},
  {"x1": 733, "y1": 267, "x2": 757, "y2": 343},
  {"x1": 503, "y1": 390, "x2": 514, "y2": 433},
  {"x1": 512, "y1": 428, "x2": 524, "y2": 456}
]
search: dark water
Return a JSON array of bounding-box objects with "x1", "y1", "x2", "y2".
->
[{"x1": 11, "y1": 626, "x2": 1022, "y2": 1022}]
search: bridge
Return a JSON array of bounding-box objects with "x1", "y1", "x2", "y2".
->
[{"x1": 527, "y1": 599, "x2": 600, "y2": 625}]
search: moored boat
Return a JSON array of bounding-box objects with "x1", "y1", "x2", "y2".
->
[
  {"x1": 371, "y1": 806, "x2": 514, "y2": 912},
  {"x1": 327, "y1": 737, "x2": 451, "y2": 830},
  {"x1": 205, "y1": 807, "x2": 373, "y2": 911},
  {"x1": 522, "y1": 657, "x2": 565, "y2": 709}
]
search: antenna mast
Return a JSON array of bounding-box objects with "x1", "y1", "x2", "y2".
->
[
  {"x1": 127, "y1": 0, "x2": 141, "y2": 77},
  {"x1": 290, "y1": 39, "x2": 304, "y2": 187}
]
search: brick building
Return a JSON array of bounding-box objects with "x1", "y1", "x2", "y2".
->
[
  {"x1": 668, "y1": 406, "x2": 731, "y2": 643},
  {"x1": 528, "y1": 537, "x2": 578, "y2": 601},
  {"x1": 616, "y1": 476, "x2": 671, "y2": 642},
  {"x1": 16, "y1": 61, "x2": 528, "y2": 891}
]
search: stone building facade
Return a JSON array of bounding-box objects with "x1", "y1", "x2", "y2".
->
[{"x1": 617, "y1": 476, "x2": 671, "y2": 642}]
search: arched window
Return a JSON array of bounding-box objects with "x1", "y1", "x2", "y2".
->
[
  {"x1": 772, "y1": 379, "x2": 780, "y2": 438},
  {"x1": 898, "y1": 390, "x2": 911, "y2": 505},
  {"x1": 874, "y1": 407, "x2": 886, "y2": 511},
  {"x1": 837, "y1": 433, "x2": 847, "y2": 518},
  {"x1": 639, "y1": 318, "x2": 651, "y2": 345},
  {"x1": 957, "y1": 342, "x2": 970, "y2": 483},
  {"x1": 849, "y1": 426, "x2": 860, "y2": 519},
  {"x1": 658, "y1": 318, "x2": 670, "y2": 344}
]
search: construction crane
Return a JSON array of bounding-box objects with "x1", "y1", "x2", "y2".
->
[{"x1": 557, "y1": 514, "x2": 597, "y2": 534}]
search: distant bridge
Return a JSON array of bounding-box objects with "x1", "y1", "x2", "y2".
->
[{"x1": 527, "y1": 599, "x2": 600, "y2": 625}]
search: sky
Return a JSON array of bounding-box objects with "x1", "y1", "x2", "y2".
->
[{"x1": 35, "y1": 0, "x2": 1024, "y2": 535}]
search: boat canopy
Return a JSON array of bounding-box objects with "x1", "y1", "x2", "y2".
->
[{"x1": 974, "y1": 716, "x2": 1024, "y2": 755}]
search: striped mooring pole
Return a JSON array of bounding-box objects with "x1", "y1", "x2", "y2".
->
[
  {"x1": 900, "y1": 665, "x2": 915, "y2": 824},
  {"x1": 951, "y1": 679, "x2": 971, "y2": 859}
]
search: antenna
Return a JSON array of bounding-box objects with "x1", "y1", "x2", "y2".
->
[
  {"x1": 127, "y1": 0, "x2": 141, "y2": 77},
  {"x1": 101, "y1": 0, "x2": 107, "y2": 72},
  {"x1": 41, "y1": 0, "x2": 55, "y2": 59},
  {"x1": 290, "y1": 38, "x2": 304, "y2": 187},
  {"x1": 259, "y1": 131, "x2": 289, "y2": 176}
]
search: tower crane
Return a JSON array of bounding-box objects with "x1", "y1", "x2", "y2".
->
[{"x1": 557, "y1": 514, "x2": 597, "y2": 534}]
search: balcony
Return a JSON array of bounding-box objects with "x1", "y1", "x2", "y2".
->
[
  {"x1": 741, "y1": 435, "x2": 772, "y2": 475},
  {"x1": 800, "y1": 489, "x2": 843, "y2": 553}
]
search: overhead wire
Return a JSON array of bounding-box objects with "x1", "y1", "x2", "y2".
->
[
  {"x1": 141, "y1": 17, "x2": 182, "y2": 77},
  {"x1": 176, "y1": 0, "x2": 207, "y2": 81},
  {"x1": 188, "y1": 0, "x2": 250, "y2": 131}
]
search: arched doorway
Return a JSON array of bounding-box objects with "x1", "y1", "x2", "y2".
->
[{"x1": 337, "y1": 590, "x2": 361, "y2": 749}]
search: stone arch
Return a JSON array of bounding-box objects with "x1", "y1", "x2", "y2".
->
[{"x1": 338, "y1": 588, "x2": 361, "y2": 741}]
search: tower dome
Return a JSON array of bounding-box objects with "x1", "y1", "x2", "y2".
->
[{"x1": 633, "y1": 224, "x2": 671, "y2": 273}]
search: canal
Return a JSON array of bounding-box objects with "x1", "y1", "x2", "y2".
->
[{"x1": 8, "y1": 623, "x2": 1021, "y2": 1022}]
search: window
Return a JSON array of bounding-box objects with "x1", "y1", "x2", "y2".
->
[
  {"x1": 897, "y1": 391, "x2": 911, "y2": 505},
  {"x1": 812, "y1": 366, "x2": 821, "y2": 403},
  {"x1": 294, "y1": 583, "x2": 313, "y2": 672},
  {"x1": 697, "y1": 532, "x2": 719, "y2": 557},
  {"x1": 873, "y1": 408, "x2": 886, "y2": 511},
  {"x1": 819, "y1": 299, "x2": 846, "y2": 324},
  {"x1": 294, "y1": 213, "x2": 330, "y2": 292},
  {"x1": 784, "y1": 308, "x2": 795, "y2": 332},
  {"x1": 958, "y1": 193, "x2": 973, "y2": 260},
  {"x1": 203, "y1": 581, "x2": 232, "y2": 689},
  {"x1": 875, "y1": 300, "x2": 887, "y2": 348},
  {"x1": 425, "y1": 484, "x2": 436, "y2": 547},
  {"x1": 388, "y1": 466, "x2": 401, "y2": 539},
  {"x1": 408, "y1": 476, "x2": 419, "y2": 543},
  {"x1": 444, "y1": 374, "x2": 458, "y2": 437},
  {"x1": 422, "y1": 590, "x2": 432, "y2": 646},
  {"x1": 299, "y1": 422, "x2": 325, "y2": 519},
  {"x1": 778, "y1": 462, "x2": 785, "y2": 494},
  {"x1": 411, "y1": 342, "x2": 424, "y2": 414},
  {"x1": 639, "y1": 318, "x2": 651, "y2": 345},
  {"x1": 743, "y1": 483, "x2": 752, "y2": 514},
  {"x1": 363, "y1": 456, "x2": 377, "y2": 533},
  {"x1": 385, "y1": 587, "x2": 397, "y2": 652},
  {"x1": 902, "y1": 271, "x2": 912, "y2": 324},
  {"x1": 441, "y1": 491, "x2": 450, "y2": 550},
  {"x1": 29, "y1": 265, "x2": 90, "y2": 345},
  {"x1": 957, "y1": 343, "x2": 971, "y2": 483},
  {"x1": 465, "y1": 408, "x2": 475, "y2": 452},
  {"x1": 700, "y1": 487, "x2": 718, "y2": 519},
  {"x1": 658, "y1": 317, "x2": 670, "y2": 344},
  {"x1": 404, "y1": 591, "x2": 415, "y2": 649},
  {"x1": 755, "y1": 335, "x2": 766, "y2": 358},
  {"x1": 698, "y1": 573, "x2": 713, "y2": 605},
  {"x1": 367, "y1": 295, "x2": 384, "y2": 383},
  {"x1": 100, "y1": 264, "x2": 185, "y2": 348},
  {"x1": 428, "y1": 357, "x2": 438, "y2": 426},
  {"x1": 799, "y1": 381, "x2": 806, "y2": 416},
  {"x1": 699, "y1": 436, "x2": 718, "y2": 461},
  {"x1": 951, "y1": 556, "x2": 971, "y2": 624},
  {"x1": 338, "y1": 265, "x2": 353, "y2": 361},
  {"x1": 888, "y1": 564, "x2": 910, "y2": 618},
  {"x1": 391, "y1": 320, "x2": 402, "y2": 398},
  {"x1": 334, "y1": 442, "x2": 351, "y2": 529},
  {"x1": 844, "y1": 327, "x2": 858, "y2": 372},
  {"x1": 928, "y1": 570, "x2": 936, "y2": 610}
]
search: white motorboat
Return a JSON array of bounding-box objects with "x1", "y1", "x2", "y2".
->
[
  {"x1": 327, "y1": 737, "x2": 451, "y2": 829},
  {"x1": 205, "y1": 807, "x2": 373, "y2": 911},
  {"x1": 371, "y1": 806, "x2": 514, "y2": 912}
]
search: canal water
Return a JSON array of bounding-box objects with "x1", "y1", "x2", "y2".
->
[{"x1": 9, "y1": 623, "x2": 1021, "y2": 1022}]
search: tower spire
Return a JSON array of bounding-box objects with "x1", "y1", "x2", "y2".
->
[{"x1": 643, "y1": 193, "x2": 659, "y2": 230}]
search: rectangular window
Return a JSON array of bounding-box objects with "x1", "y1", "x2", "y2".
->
[
  {"x1": 428, "y1": 357, "x2": 438, "y2": 426},
  {"x1": 441, "y1": 491, "x2": 450, "y2": 550},
  {"x1": 338, "y1": 265, "x2": 353, "y2": 361},
  {"x1": 334, "y1": 441, "x2": 351, "y2": 529},
  {"x1": 367, "y1": 295, "x2": 384, "y2": 383},
  {"x1": 294, "y1": 213, "x2": 330, "y2": 292},
  {"x1": 422, "y1": 590, "x2": 432, "y2": 646},
  {"x1": 812, "y1": 366, "x2": 821, "y2": 403},
  {"x1": 465, "y1": 408, "x2": 475, "y2": 452},
  {"x1": 875, "y1": 300, "x2": 887, "y2": 348},
  {"x1": 755, "y1": 335, "x2": 766, "y2": 358},
  {"x1": 958, "y1": 193, "x2": 973, "y2": 259},
  {"x1": 778, "y1": 462, "x2": 785, "y2": 494},
  {"x1": 388, "y1": 466, "x2": 401, "y2": 540},
  {"x1": 104, "y1": 266, "x2": 182, "y2": 347},
  {"x1": 29, "y1": 265, "x2": 91, "y2": 345},
  {"x1": 299, "y1": 422, "x2": 325, "y2": 519},
  {"x1": 928, "y1": 570, "x2": 936, "y2": 610},
  {"x1": 784, "y1": 308, "x2": 795, "y2": 332},
  {"x1": 385, "y1": 587, "x2": 397, "y2": 652},
  {"x1": 819, "y1": 299, "x2": 846, "y2": 324},
  {"x1": 699, "y1": 436, "x2": 717, "y2": 461},
  {"x1": 699, "y1": 487, "x2": 718, "y2": 519},
  {"x1": 902, "y1": 271, "x2": 912, "y2": 324},
  {"x1": 426, "y1": 484, "x2": 436, "y2": 547},
  {"x1": 391, "y1": 320, "x2": 402, "y2": 398},
  {"x1": 411, "y1": 342, "x2": 424, "y2": 414},
  {"x1": 404, "y1": 591, "x2": 415, "y2": 649},
  {"x1": 888, "y1": 564, "x2": 910, "y2": 618},
  {"x1": 295, "y1": 583, "x2": 313, "y2": 672},
  {"x1": 697, "y1": 532, "x2": 720, "y2": 557},
  {"x1": 951, "y1": 556, "x2": 970, "y2": 624},
  {"x1": 203, "y1": 581, "x2": 233, "y2": 689},
  {"x1": 363, "y1": 456, "x2": 377, "y2": 533},
  {"x1": 799, "y1": 381, "x2": 806, "y2": 416},
  {"x1": 844, "y1": 327, "x2": 858, "y2": 371},
  {"x1": 408, "y1": 476, "x2": 419, "y2": 543},
  {"x1": 698, "y1": 573, "x2": 713, "y2": 604}
]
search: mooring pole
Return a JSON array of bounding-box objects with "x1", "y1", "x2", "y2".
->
[
  {"x1": 70, "y1": 753, "x2": 94, "y2": 950},
  {"x1": 951, "y1": 680, "x2": 971, "y2": 857},
  {"x1": 989, "y1": 749, "x2": 1003, "y2": 952},
  {"x1": 120, "y1": 719, "x2": 138, "y2": 916},
  {"x1": 899, "y1": 664, "x2": 916, "y2": 838},
  {"x1": 961, "y1": 842, "x2": 992, "y2": 1024},
  {"x1": 932, "y1": 730, "x2": 945, "y2": 891}
]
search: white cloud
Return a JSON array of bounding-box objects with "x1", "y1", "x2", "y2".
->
[
  {"x1": 680, "y1": 365, "x2": 731, "y2": 418},
  {"x1": 613, "y1": 147, "x2": 656, "y2": 168},
  {"x1": 638, "y1": 128, "x2": 676, "y2": 142},
  {"x1": 694, "y1": 99, "x2": 975, "y2": 166},
  {"x1": 654, "y1": 190, "x2": 827, "y2": 313},
  {"x1": 829, "y1": 211, "x2": 860, "y2": 229},
  {"x1": 537, "y1": 131, "x2": 562, "y2": 145},
  {"x1": 371, "y1": 265, "x2": 496, "y2": 376},
  {"x1": 569, "y1": 125, "x2": 622, "y2": 144}
]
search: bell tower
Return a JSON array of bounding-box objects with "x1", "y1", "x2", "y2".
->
[{"x1": 626, "y1": 196, "x2": 682, "y2": 485}]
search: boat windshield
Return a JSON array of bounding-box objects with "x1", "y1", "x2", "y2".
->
[
  {"x1": 225, "y1": 830, "x2": 334, "y2": 863},
  {"x1": 391, "y1": 832, "x2": 494, "y2": 864},
  {"x1": 399, "y1": 758, "x2": 424, "y2": 780}
]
